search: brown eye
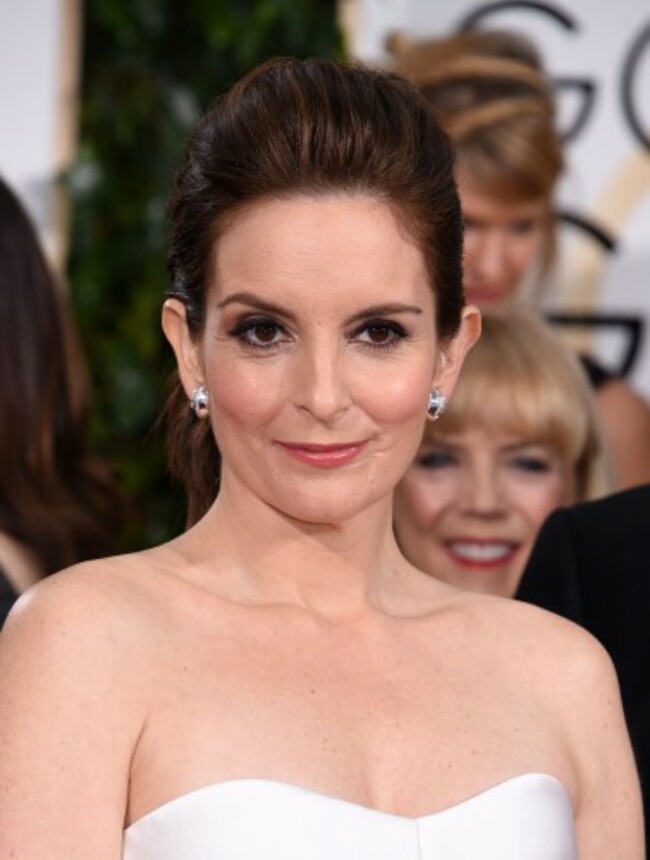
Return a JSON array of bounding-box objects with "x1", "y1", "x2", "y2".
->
[
  {"x1": 367, "y1": 324, "x2": 392, "y2": 343},
  {"x1": 353, "y1": 319, "x2": 407, "y2": 350},
  {"x1": 253, "y1": 324, "x2": 279, "y2": 343},
  {"x1": 229, "y1": 316, "x2": 289, "y2": 350}
]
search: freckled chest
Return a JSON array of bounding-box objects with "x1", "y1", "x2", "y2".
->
[{"x1": 128, "y1": 599, "x2": 570, "y2": 820}]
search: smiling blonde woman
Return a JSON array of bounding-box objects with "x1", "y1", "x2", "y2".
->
[{"x1": 394, "y1": 310, "x2": 611, "y2": 598}]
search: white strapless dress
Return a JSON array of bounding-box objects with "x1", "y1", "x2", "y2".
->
[{"x1": 123, "y1": 773, "x2": 577, "y2": 859}]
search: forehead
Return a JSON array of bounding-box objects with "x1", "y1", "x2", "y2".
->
[
  {"x1": 429, "y1": 424, "x2": 534, "y2": 446},
  {"x1": 457, "y1": 174, "x2": 547, "y2": 224},
  {"x1": 210, "y1": 195, "x2": 434, "y2": 309}
]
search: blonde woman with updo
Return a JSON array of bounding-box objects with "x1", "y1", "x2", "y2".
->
[{"x1": 388, "y1": 29, "x2": 650, "y2": 490}]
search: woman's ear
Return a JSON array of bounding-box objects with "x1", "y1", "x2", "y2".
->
[
  {"x1": 433, "y1": 304, "x2": 482, "y2": 395},
  {"x1": 161, "y1": 299, "x2": 205, "y2": 397}
]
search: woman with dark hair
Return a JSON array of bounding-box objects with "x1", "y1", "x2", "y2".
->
[
  {"x1": 0, "y1": 59, "x2": 642, "y2": 858},
  {"x1": 0, "y1": 178, "x2": 123, "y2": 626},
  {"x1": 388, "y1": 29, "x2": 650, "y2": 491}
]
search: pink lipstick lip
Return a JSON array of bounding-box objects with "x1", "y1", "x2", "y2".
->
[{"x1": 276, "y1": 440, "x2": 368, "y2": 468}]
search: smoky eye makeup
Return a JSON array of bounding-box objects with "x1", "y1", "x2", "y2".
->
[
  {"x1": 226, "y1": 314, "x2": 291, "y2": 350},
  {"x1": 349, "y1": 317, "x2": 410, "y2": 350}
]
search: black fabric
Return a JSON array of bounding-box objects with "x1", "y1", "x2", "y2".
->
[
  {"x1": 516, "y1": 485, "x2": 650, "y2": 843},
  {"x1": 579, "y1": 353, "x2": 616, "y2": 390},
  {"x1": 0, "y1": 567, "x2": 18, "y2": 629}
]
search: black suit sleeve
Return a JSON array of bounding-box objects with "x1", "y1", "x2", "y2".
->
[{"x1": 515, "y1": 508, "x2": 586, "y2": 625}]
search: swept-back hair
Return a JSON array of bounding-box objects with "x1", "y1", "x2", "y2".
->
[{"x1": 165, "y1": 57, "x2": 465, "y2": 524}]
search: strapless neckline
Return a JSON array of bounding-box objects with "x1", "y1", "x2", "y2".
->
[
  {"x1": 126, "y1": 772, "x2": 569, "y2": 829},
  {"x1": 123, "y1": 773, "x2": 577, "y2": 859}
]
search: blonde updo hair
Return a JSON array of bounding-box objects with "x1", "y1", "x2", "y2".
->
[
  {"x1": 387, "y1": 29, "x2": 564, "y2": 284},
  {"x1": 425, "y1": 311, "x2": 611, "y2": 502}
]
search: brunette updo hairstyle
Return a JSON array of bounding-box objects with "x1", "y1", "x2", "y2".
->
[{"x1": 166, "y1": 56, "x2": 464, "y2": 524}]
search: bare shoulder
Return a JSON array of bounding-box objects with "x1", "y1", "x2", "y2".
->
[
  {"x1": 5, "y1": 550, "x2": 158, "y2": 635},
  {"x1": 454, "y1": 591, "x2": 618, "y2": 698},
  {"x1": 0, "y1": 550, "x2": 173, "y2": 694},
  {"x1": 597, "y1": 377, "x2": 650, "y2": 418},
  {"x1": 0, "y1": 553, "x2": 176, "y2": 856},
  {"x1": 483, "y1": 588, "x2": 646, "y2": 856}
]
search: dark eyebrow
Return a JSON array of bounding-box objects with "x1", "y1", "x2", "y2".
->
[
  {"x1": 216, "y1": 292, "x2": 297, "y2": 321},
  {"x1": 345, "y1": 304, "x2": 423, "y2": 324},
  {"x1": 217, "y1": 292, "x2": 423, "y2": 323}
]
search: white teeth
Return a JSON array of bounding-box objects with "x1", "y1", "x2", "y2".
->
[{"x1": 448, "y1": 542, "x2": 514, "y2": 562}]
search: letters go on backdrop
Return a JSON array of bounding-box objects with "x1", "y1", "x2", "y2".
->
[{"x1": 349, "y1": 0, "x2": 650, "y2": 400}]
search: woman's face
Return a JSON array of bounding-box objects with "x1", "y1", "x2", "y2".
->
[
  {"x1": 458, "y1": 176, "x2": 548, "y2": 309},
  {"x1": 164, "y1": 195, "x2": 479, "y2": 525},
  {"x1": 393, "y1": 426, "x2": 574, "y2": 597}
]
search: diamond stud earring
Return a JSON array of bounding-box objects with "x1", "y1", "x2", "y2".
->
[
  {"x1": 427, "y1": 388, "x2": 447, "y2": 421},
  {"x1": 190, "y1": 385, "x2": 209, "y2": 417}
]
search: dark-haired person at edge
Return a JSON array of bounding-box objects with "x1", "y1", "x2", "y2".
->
[
  {"x1": 388, "y1": 29, "x2": 650, "y2": 491},
  {"x1": 516, "y1": 484, "x2": 650, "y2": 852},
  {"x1": 0, "y1": 177, "x2": 123, "y2": 628},
  {"x1": 0, "y1": 59, "x2": 642, "y2": 858}
]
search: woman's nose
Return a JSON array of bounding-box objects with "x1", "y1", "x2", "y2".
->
[
  {"x1": 293, "y1": 340, "x2": 352, "y2": 424},
  {"x1": 468, "y1": 232, "x2": 509, "y2": 283},
  {"x1": 460, "y1": 463, "x2": 507, "y2": 517}
]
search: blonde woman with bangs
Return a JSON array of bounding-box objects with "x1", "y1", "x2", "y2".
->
[
  {"x1": 388, "y1": 29, "x2": 650, "y2": 490},
  {"x1": 394, "y1": 310, "x2": 610, "y2": 598}
]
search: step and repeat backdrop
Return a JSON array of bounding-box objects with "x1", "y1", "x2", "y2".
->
[
  {"x1": 3, "y1": 2, "x2": 649, "y2": 399},
  {"x1": 346, "y1": 0, "x2": 650, "y2": 400},
  {"x1": 0, "y1": 0, "x2": 80, "y2": 272}
]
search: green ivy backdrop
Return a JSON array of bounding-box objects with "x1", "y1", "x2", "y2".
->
[{"x1": 66, "y1": 1, "x2": 342, "y2": 549}]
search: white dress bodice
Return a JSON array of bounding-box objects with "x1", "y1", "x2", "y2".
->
[{"x1": 123, "y1": 772, "x2": 577, "y2": 859}]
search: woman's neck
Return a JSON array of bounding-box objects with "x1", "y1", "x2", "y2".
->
[{"x1": 172, "y1": 478, "x2": 412, "y2": 619}]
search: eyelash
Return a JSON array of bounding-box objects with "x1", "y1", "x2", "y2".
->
[
  {"x1": 508, "y1": 220, "x2": 536, "y2": 236},
  {"x1": 510, "y1": 456, "x2": 552, "y2": 474},
  {"x1": 417, "y1": 451, "x2": 456, "y2": 470},
  {"x1": 415, "y1": 452, "x2": 553, "y2": 473},
  {"x1": 228, "y1": 316, "x2": 286, "y2": 351},
  {"x1": 351, "y1": 318, "x2": 408, "y2": 351},
  {"x1": 227, "y1": 316, "x2": 409, "y2": 352}
]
